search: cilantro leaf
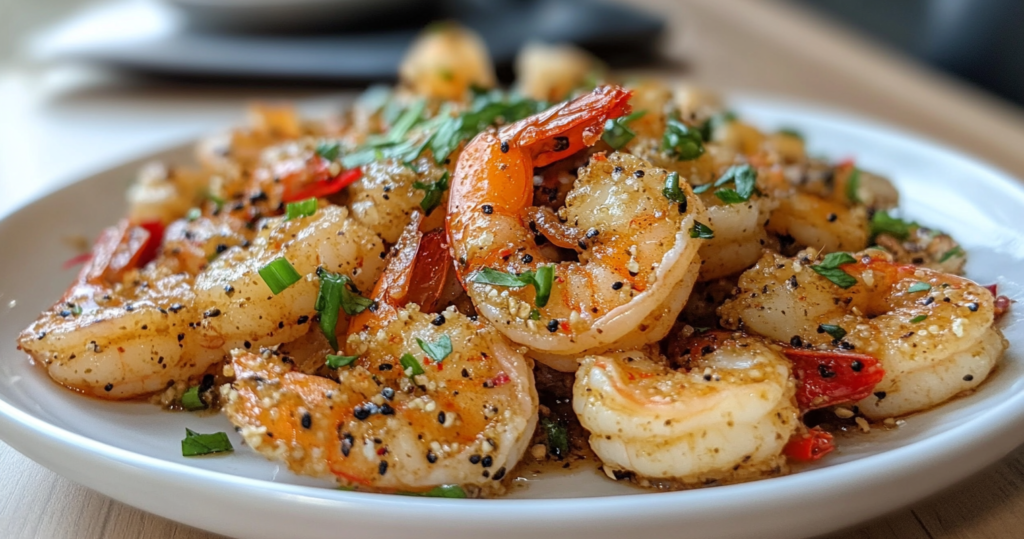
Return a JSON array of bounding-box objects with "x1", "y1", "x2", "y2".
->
[
  {"x1": 663, "y1": 118, "x2": 705, "y2": 161},
  {"x1": 908, "y1": 282, "x2": 931, "y2": 293},
  {"x1": 542, "y1": 418, "x2": 569, "y2": 459},
  {"x1": 817, "y1": 324, "x2": 847, "y2": 341},
  {"x1": 417, "y1": 335, "x2": 453, "y2": 362},
  {"x1": 810, "y1": 252, "x2": 858, "y2": 289},
  {"x1": 181, "y1": 428, "x2": 233, "y2": 457},
  {"x1": 689, "y1": 221, "x2": 715, "y2": 239},
  {"x1": 870, "y1": 210, "x2": 917, "y2": 241},
  {"x1": 400, "y1": 353, "x2": 425, "y2": 377},
  {"x1": 412, "y1": 172, "x2": 450, "y2": 216},
  {"x1": 326, "y1": 354, "x2": 358, "y2": 369}
]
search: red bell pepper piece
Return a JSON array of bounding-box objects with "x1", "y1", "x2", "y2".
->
[
  {"x1": 283, "y1": 167, "x2": 362, "y2": 203},
  {"x1": 784, "y1": 427, "x2": 835, "y2": 461},
  {"x1": 784, "y1": 348, "x2": 886, "y2": 412}
]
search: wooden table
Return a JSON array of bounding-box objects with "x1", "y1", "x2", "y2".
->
[{"x1": 3, "y1": 0, "x2": 1024, "y2": 537}]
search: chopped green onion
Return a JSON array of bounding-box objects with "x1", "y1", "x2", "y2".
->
[
  {"x1": 908, "y1": 282, "x2": 931, "y2": 294},
  {"x1": 400, "y1": 353, "x2": 425, "y2": 377},
  {"x1": 818, "y1": 324, "x2": 847, "y2": 341},
  {"x1": 387, "y1": 99, "x2": 427, "y2": 143},
  {"x1": 601, "y1": 110, "x2": 646, "y2": 150},
  {"x1": 258, "y1": 257, "x2": 302, "y2": 295},
  {"x1": 778, "y1": 127, "x2": 804, "y2": 141},
  {"x1": 356, "y1": 85, "x2": 391, "y2": 116},
  {"x1": 316, "y1": 141, "x2": 341, "y2": 161},
  {"x1": 326, "y1": 354, "x2": 358, "y2": 369},
  {"x1": 186, "y1": 207, "x2": 201, "y2": 222},
  {"x1": 412, "y1": 172, "x2": 450, "y2": 216},
  {"x1": 910, "y1": 314, "x2": 928, "y2": 324},
  {"x1": 939, "y1": 246, "x2": 965, "y2": 263},
  {"x1": 285, "y1": 198, "x2": 318, "y2": 220},
  {"x1": 845, "y1": 167, "x2": 862, "y2": 204},
  {"x1": 689, "y1": 221, "x2": 715, "y2": 239},
  {"x1": 429, "y1": 94, "x2": 546, "y2": 165},
  {"x1": 417, "y1": 335, "x2": 453, "y2": 362},
  {"x1": 315, "y1": 268, "x2": 373, "y2": 350},
  {"x1": 181, "y1": 428, "x2": 233, "y2": 457},
  {"x1": 181, "y1": 386, "x2": 207, "y2": 411},
  {"x1": 810, "y1": 252, "x2": 858, "y2": 289},
  {"x1": 870, "y1": 211, "x2": 917, "y2": 241},
  {"x1": 662, "y1": 172, "x2": 686, "y2": 203},
  {"x1": 70, "y1": 303, "x2": 83, "y2": 316},
  {"x1": 662, "y1": 118, "x2": 705, "y2": 161},
  {"x1": 542, "y1": 418, "x2": 569, "y2": 459},
  {"x1": 399, "y1": 485, "x2": 468, "y2": 498},
  {"x1": 470, "y1": 266, "x2": 555, "y2": 308}
]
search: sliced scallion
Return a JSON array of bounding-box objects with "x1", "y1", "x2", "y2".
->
[{"x1": 258, "y1": 257, "x2": 302, "y2": 295}]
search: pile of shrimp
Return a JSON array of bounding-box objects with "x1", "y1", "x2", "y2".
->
[{"x1": 17, "y1": 25, "x2": 1014, "y2": 496}]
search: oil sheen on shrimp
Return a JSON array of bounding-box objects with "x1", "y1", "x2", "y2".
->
[
  {"x1": 222, "y1": 219, "x2": 537, "y2": 493},
  {"x1": 720, "y1": 248, "x2": 1007, "y2": 419},
  {"x1": 573, "y1": 333, "x2": 799, "y2": 485},
  {"x1": 447, "y1": 85, "x2": 709, "y2": 364}
]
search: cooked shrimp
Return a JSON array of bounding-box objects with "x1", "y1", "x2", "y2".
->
[
  {"x1": 447, "y1": 85, "x2": 709, "y2": 363},
  {"x1": 127, "y1": 162, "x2": 209, "y2": 225},
  {"x1": 766, "y1": 191, "x2": 869, "y2": 253},
  {"x1": 399, "y1": 24, "x2": 496, "y2": 101},
  {"x1": 697, "y1": 194, "x2": 777, "y2": 281},
  {"x1": 346, "y1": 157, "x2": 449, "y2": 244},
  {"x1": 222, "y1": 219, "x2": 538, "y2": 493},
  {"x1": 573, "y1": 332, "x2": 799, "y2": 485},
  {"x1": 720, "y1": 248, "x2": 1007, "y2": 419},
  {"x1": 515, "y1": 42, "x2": 604, "y2": 102}
]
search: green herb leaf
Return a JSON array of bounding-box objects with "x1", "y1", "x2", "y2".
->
[
  {"x1": 181, "y1": 386, "x2": 207, "y2": 411},
  {"x1": 386, "y1": 99, "x2": 427, "y2": 143},
  {"x1": 326, "y1": 354, "x2": 358, "y2": 369},
  {"x1": 711, "y1": 164, "x2": 758, "y2": 204},
  {"x1": 810, "y1": 252, "x2": 858, "y2": 289},
  {"x1": 689, "y1": 221, "x2": 715, "y2": 239},
  {"x1": 412, "y1": 172, "x2": 450, "y2": 216},
  {"x1": 662, "y1": 118, "x2": 705, "y2": 161},
  {"x1": 316, "y1": 141, "x2": 341, "y2": 162},
  {"x1": 206, "y1": 192, "x2": 226, "y2": 211},
  {"x1": 181, "y1": 428, "x2": 233, "y2": 457},
  {"x1": 531, "y1": 265, "x2": 555, "y2": 308},
  {"x1": 910, "y1": 314, "x2": 928, "y2": 324},
  {"x1": 429, "y1": 94, "x2": 546, "y2": 165},
  {"x1": 470, "y1": 266, "x2": 554, "y2": 308},
  {"x1": 417, "y1": 335, "x2": 453, "y2": 362},
  {"x1": 602, "y1": 110, "x2": 646, "y2": 150},
  {"x1": 285, "y1": 198, "x2": 318, "y2": 220},
  {"x1": 471, "y1": 267, "x2": 532, "y2": 287},
  {"x1": 778, "y1": 127, "x2": 804, "y2": 141},
  {"x1": 845, "y1": 167, "x2": 862, "y2": 204},
  {"x1": 356, "y1": 85, "x2": 391, "y2": 116},
  {"x1": 315, "y1": 268, "x2": 373, "y2": 350},
  {"x1": 529, "y1": 309, "x2": 541, "y2": 321},
  {"x1": 939, "y1": 246, "x2": 965, "y2": 263},
  {"x1": 698, "y1": 110, "x2": 737, "y2": 142},
  {"x1": 400, "y1": 353, "x2": 425, "y2": 377},
  {"x1": 870, "y1": 210, "x2": 917, "y2": 241},
  {"x1": 662, "y1": 172, "x2": 686, "y2": 203},
  {"x1": 69, "y1": 303, "x2": 83, "y2": 316},
  {"x1": 542, "y1": 418, "x2": 569, "y2": 459},
  {"x1": 258, "y1": 257, "x2": 302, "y2": 295},
  {"x1": 908, "y1": 282, "x2": 931, "y2": 293},
  {"x1": 399, "y1": 485, "x2": 468, "y2": 498},
  {"x1": 186, "y1": 207, "x2": 201, "y2": 222},
  {"x1": 818, "y1": 324, "x2": 847, "y2": 341}
]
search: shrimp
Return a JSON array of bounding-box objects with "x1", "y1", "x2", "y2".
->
[
  {"x1": 696, "y1": 194, "x2": 777, "y2": 281},
  {"x1": 447, "y1": 85, "x2": 709, "y2": 363},
  {"x1": 573, "y1": 331, "x2": 799, "y2": 485},
  {"x1": 719, "y1": 248, "x2": 1007, "y2": 419},
  {"x1": 222, "y1": 217, "x2": 538, "y2": 493},
  {"x1": 398, "y1": 24, "x2": 496, "y2": 101},
  {"x1": 126, "y1": 162, "x2": 209, "y2": 225},
  {"x1": 766, "y1": 191, "x2": 869, "y2": 253},
  {"x1": 515, "y1": 42, "x2": 604, "y2": 102}
]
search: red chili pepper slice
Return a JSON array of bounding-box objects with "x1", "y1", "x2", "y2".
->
[
  {"x1": 784, "y1": 348, "x2": 886, "y2": 412},
  {"x1": 136, "y1": 220, "x2": 165, "y2": 267},
  {"x1": 784, "y1": 427, "x2": 835, "y2": 461},
  {"x1": 283, "y1": 167, "x2": 362, "y2": 203}
]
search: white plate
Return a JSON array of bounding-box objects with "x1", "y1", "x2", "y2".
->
[{"x1": 1, "y1": 97, "x2": 1022, "y2": 539}]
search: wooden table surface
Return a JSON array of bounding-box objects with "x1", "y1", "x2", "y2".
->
[{"x1": 3, "y1": 0, "x2": 1024, "y2": 537}]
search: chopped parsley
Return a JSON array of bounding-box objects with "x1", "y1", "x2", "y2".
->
[
  {"x1": 908, "y1": 282, "x2": 931, "y2": 294},
  {"x1": 542, "y1": 418, "x2": 570, "y2": 459},
  {"x1": 181, "y1": 428, "x2": 233, "y2": 457},
  {"x1": 326, "y1": 354, "x2": 358, "y2": 369},
  {"x1": 601, "y1": 110, "x2": 647, "y2": 150},
  {"x1": 662, "y1": 118, "x2": 705, "y2": 161},
  {"x1": 689, "y1": 221, "x2": 715, "y2": 239},
  {"x1": 400, "y1": 353, "x2": 425, "y2": 377},
  {"x1": 693, "y1": 164, "x2": 758, "y2": 204},
  {"x1": 471, "y1": 266, "x2": 555, "y2": 307},
  {"x1": 417, "y1": 334, "x2": 453, "y2": 362},
  {"x1": 869, "y1": 210, "x2": 917, "y2": 241},
  {"x1": 412, "y1": 172, "x2": 450, "y2": 216},
  {"x1": 810, "y1": 252, "x2": 858, "y2": 289},
  {"x1": 818, "y1": 324, "x2": 847, "y2": 341},
  {"x1": 910, "y1": 314, "x2": 928, "y2": 324},
  {"x1": 662, "y1": 172, "x2": 686, "y2": 203},
  {"x1": 181, "y1": 386, "x2": 206, "y2": 411}
]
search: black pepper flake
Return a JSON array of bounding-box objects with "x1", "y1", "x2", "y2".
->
[
  {"x1": 169, "y1": 303, "x2": 184, "y2": 313},
  {"x1": 341, "y1": 433, "x2": 353, "y2": 456},
  {"x1": 469, "y1": 454, "x2": 481, "y2": 464},
  {"x1": 59, "y1": 310, "x2": 71, "y2": 317},
  {"x1": 203, "y1": 308, "x2": 221, "y2": 318},
  {"x1": 577, "y1": 240, "x2": 588, "y2": 251},
  {"x1": 437, "y1": 411, "x2": 446, "y2": 425},
  {"x1": 125, "y1": 304, "x2": 135, "y2": 312},
  {"x1": 431, "y1": 314, "x2": 446, "y2": 326},
  {"x1": 585, "y1": 228, "x2": 599, "y2": 239},
  {"x1": 787, "y1": 275, "x2": 798, "y2": 289},
  {"x1": 963, "y1": 374, "x2": 974, "y2": 382},
  {"x1": 381, "y1": 387, "x2": 395, "y2": 400},
  {"x1": 677, "y1": 198, "x2": 688, "y2": 214},
  {"x1": 826, "y1": 213, "x2": 838, "y2": 222},
  {"x1": 703, "y1": 374, "x2": 712, "y2": 381},
  {"x1": 790, "y1": 336, "x2": 803, "y2": 347},
  {"x1": 297, "y1": 315, "x2": 309, "y2": 325},
  {"x1": 178, "y1": 333, "x2": 185, "y2": 342},
  {"x1": 700, "y1": 345, "x2": 714, "y2": 356},
  {"x1": 492, "y1": 467, "x2": 507, "y2": 480},
  {"x1": 104, "y1": 383, "x2": 113, "y2": 392},
  {"x1": 278, "y1": 321, "x2": 284, "y2": 329},
  {"x1": 922, "y1": 296, "x2": 934, "y2": 306},
  {"x1": 427, "y1": 451, "x2": 437, "y2": 464},
  {"x1": 967, "y1": 302, "x2": 979, "y2": 312},
  {"x1": 818, "y1": 364, "x2": 837, "y2": 379},
  {"x1": 301, "y1": 412, "x2": 312, "y2": 429},
  {"x1": 546, "y1": 319, "x2": 559, "y2": 333},
  {"x1": 215, "y1": 243, "x2": 228, "y2": 254},
  {"x1": 839, "y1": 341, "x2": 856, "y2": 350},
  {"x1": 243, "y1": 340, "x2": 252, "y2": 349},
  {"x1": 380, "y1": 403, "x2": 395, "y2": 415},
  {"x1": 461, "y1": 368, "x2": 470, "y2": 378},
  {"x1": 224, "y1": 284, "x2": 234, "y2": 295},
  {"x1": 481, "y1": 204, "x2": 493, "y2": 214},
  {"x1": 553, "y1": 136, "x2": 569, "y2": 152},
  {"x1": 612, "y1": 281, "x2": 623, "y2": 290},
  {"x1": 613, "y1": 166, "x2": 623, "y2": 174},
  {"x1": 500, "y1": 141, "x2": 509, "y2": 153},
  {"x1": 353, "y1": 404, "x2": 374, "y2": 420},
  {"x1": 851, "y1": 360, "x2": 863, "y2": 372},
  {"x1": 378, "y1": 460, "x2": 388, "y2": 475},
  {"x1": 874, "y1": 391, "x2": 887, "y2": 400},
  {"x1": 379, "y1": 364, "x2": 393, "y2": 371},
  {"x1": 633, "y1": 170, "x2": 645, "y2": 178},
  {"x1": 481, "y1": 455, "x2": 493, "y2": 468}
]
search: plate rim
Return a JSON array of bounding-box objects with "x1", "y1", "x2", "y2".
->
[{"x1": 2, "y1": 94, "x2": 1023, "y2": 535}]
